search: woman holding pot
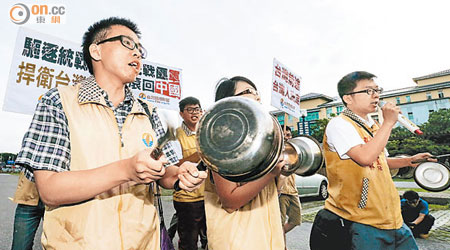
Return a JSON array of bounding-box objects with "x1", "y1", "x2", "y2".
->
[{"x1": 204, "y1": 76, "x2": 286, "y2": 250}]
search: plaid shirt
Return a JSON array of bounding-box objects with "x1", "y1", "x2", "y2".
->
[
  {"x1": 181, "y1": 122, "x2": 196, "y2": 137},
  {"x1": 16, "y1": 76, "x2": 178, "y2": 181}
]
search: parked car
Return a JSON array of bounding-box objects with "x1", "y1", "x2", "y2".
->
[{"x1": 296, "y1": 174, "x2": 328, "y2": 200}]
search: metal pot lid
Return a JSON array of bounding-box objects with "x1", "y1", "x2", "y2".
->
[
  {"x1": 414, "y1": 162, "x2": 450, "y2": 192},
  {"x1": 196, "y1": 97, "x2": 283, "y2": 181}
]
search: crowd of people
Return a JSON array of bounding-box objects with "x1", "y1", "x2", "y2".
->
[{"x1": 10, "y1": 16, "x2": 438, "y2": 250}]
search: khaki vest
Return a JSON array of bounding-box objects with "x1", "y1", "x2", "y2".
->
[
  {"x1": 173, "y1": 127, "x2": 204, "y2": 202},
  {"x1": 41, "y1": 84, "x2": 160, "y2": 250},
  {"x1": 13, "y1": 171, "x2": 40, "y2": 206},
  {"x1": 280, "y1": 174, "x2": 298, "y2": 195},
  {"x1": 204, "y1": 176, "x2": 284, "y2": 250},
  {"x1": 324, "y1": 115, "x2": 403, "y2": 230}
]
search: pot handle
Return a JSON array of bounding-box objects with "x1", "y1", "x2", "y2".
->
[{"x1": 197, "y1": 161, "x2": 207, "y2": 171}]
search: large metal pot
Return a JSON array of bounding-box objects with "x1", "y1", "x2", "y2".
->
[
  {"x1": 196, "y1": 97, "x2": 284, "y2": 182},
  {"x1": 281, "y1": 135, "x2": 324, "y2": 176}
]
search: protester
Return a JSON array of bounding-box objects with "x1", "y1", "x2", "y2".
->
[
  {"x1": 11, "y1": 171, "x2": 44, "y2": 250},
  {"x1": 401, "y1": 190, "x2": 435, "y2": 239},
  {"x1": 204, "y1": 76, "x2": 286, "y2": 250},
  {"x1": 14, "y1": 17, "x2": 206, "y2": 249},
  {"x1": 277, "y1": 126, "x2": 302, "y2": 235},
  {"x1": 310, "y1": 71, "x2": 435, "y2": 250},
  {"x1": 172, "y1": 96, "x2": 207, "y2": 249}
]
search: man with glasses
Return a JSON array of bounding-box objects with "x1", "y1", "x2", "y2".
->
[
  {"x1": 401, "y1": 190, "x2": 435, "y2": 239},
  {"x1": 310, "y1": 71, "x2": 433, "y2": 250},
  {"x1": 169, "y1": 96, "x2": 208, "y2": 249},
  {"x1": 14, "y1": 17, "x2": 206, "y2": 249}
]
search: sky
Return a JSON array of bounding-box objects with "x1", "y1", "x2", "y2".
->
[{"x1": 1, "y1": 0, "x2": 450, "y2": 153}]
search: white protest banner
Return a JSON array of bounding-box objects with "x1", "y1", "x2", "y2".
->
[
  {"x1": 3, "y1": 27, "x2": 90, "y2": 115},
  {"x1": 131, "y1": 62, "x2": 182, "y2": 111},
  {"x1": 3, "y1": 27, "x2": 182, "y2": 115},
  {"x1": 271, "y1": 58, "x2": 301, "y2": 118}
]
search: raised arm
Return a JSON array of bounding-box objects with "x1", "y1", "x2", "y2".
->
[{"x1": 347, "y1": 103, "x2": 399, "y2": 166}]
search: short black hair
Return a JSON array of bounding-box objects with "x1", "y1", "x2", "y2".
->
[
  {"x1": 215, "y1": 76, "x2": 258, "y2": 102},
  {"x1": 283, "y1": 126, "x2": 292, "y2": 132},
  {"x1": 179, "y1": 96, "x2": 201, "y2": 112},
  {"x1": 82, "y1": 17, "x2": 141, "y2": 74},
  {"x1": 337, "y1": 71, "x2": 376, "y2": 106},
  {"x1": 403, "y1": 190, "x2": 419, "y2": 201}
]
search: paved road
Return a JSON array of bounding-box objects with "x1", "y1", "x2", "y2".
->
[
  {"x1": 394, "y1": 181, "x2": 421, "y2": 189},
  {"x1": 1, "y1": 174, "x2": 449, "y2": 250}
]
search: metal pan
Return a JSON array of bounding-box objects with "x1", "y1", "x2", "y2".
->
[
  {"x1": 414, "y1": 161, "x2": 450, "y2": 192},
  {"x1": 196, "y1": 97, "x2": 284, "y2": 182}
]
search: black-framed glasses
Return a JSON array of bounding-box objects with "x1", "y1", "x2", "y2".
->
[
  {"x1": 235, "y1": 88, "x2": 259, "y2": 97},
  {"x1": 96, "y1": 35, "x2": 147, "y2": 59},
  {"x1": 346, "y1": 88, "x2": 383, "y2": 96},
  {"x1": 184, "y1": 107, "x2": 202, "y2": 114}
]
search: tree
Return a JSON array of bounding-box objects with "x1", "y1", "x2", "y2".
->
[
  {"x1": 310, "y1": 118, "x2": 330, "y2": 143},
  {"x1": 0, "y1": 153, "x2": 18, "y2": 162},
  {"x1": 386, "y1": 109, "x2": 450, "y2": 156}
]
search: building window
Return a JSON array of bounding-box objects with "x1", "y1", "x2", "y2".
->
[
  {"x1": 326, "y1": 107, "x2": 333, "y2": 118},
  {"x1": 336, "y1": 106, "x2": 344, "y2": 115},
  {"x1": 306, "y1": 112, "x2": 319, "y2": 121},
  {"x1": 426, "y1": 92, "x2": 432, "y2": 100},
  {"x1": 406, "y1": 96, "x2": 411, "y2": 103},
  {"x1": 395, "y1": 97, "x2": 400, "y2": 104},
  {"x1": 277, "y1": 115, "x2": 284, "y2": 125},
  {"x1": 438, "y1": 90, "x2": 444, "y2": 98},
  {"x1": 429, "y1": 110, "x2": 434, "y2": 114},
  {"x1": 408, "y1": 112, "x2": 414, "y2": 121}
]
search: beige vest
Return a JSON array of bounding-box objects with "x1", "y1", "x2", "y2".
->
[
  {"x1": 204, "y1": 176, "x2": 284, "y2": 250},
  {"x1": 41, "y1": 84, "x2": 160, "y2": 250},
  {"x1": 324, "y1": 115, "x2": 403, "y2": 230},
  {"x1": 173, "y1": 127, "x2": 204, "y2": 202},
  {"x1": 13, "y1": 171, "x2": 39, "y2": 206}
]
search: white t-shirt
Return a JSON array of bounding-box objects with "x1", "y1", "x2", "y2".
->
[{"x1": 326, "y1": 115, "x2": 388, "y2": 159}]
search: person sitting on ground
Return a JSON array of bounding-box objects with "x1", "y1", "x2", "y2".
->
[{"x1": 401, "y1": 190, "x2": 435, "y2": 239}]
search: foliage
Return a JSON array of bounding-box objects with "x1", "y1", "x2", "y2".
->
[
  {"x1": 420, "y1": 109, "x2": 450, "y2": 144},
  {"x1": 0, "y1": 153, "x2": 17, "y2": 162},
  {"x1": 310, "y1": 118, "x2": 330, "y2": 143},
  {"x1": 387, "y1": 109, "x2": 450, "y2": 156}
]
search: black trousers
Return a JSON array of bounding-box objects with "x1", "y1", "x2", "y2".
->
[
  {"x1": 173, "y1": 200, "x2": 207, "y2": 250},
  {"x1": 310, "y1": 209, "x2": 352, "y2": 250},
  {"x1": 408, "y1": 214, "x2": 435, "y2": 236}
]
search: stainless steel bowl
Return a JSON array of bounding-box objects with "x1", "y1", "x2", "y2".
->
[
  {"x1": 196, "y1": 97, "x2": 284, "y2": 182},
  {"x1": 281, "y1": 135, "x2": 324, "y2": 176}
]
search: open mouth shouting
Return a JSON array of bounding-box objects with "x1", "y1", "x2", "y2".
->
[{"x1": 128, "y1": 60, "x2": 141, "y2": 73}]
